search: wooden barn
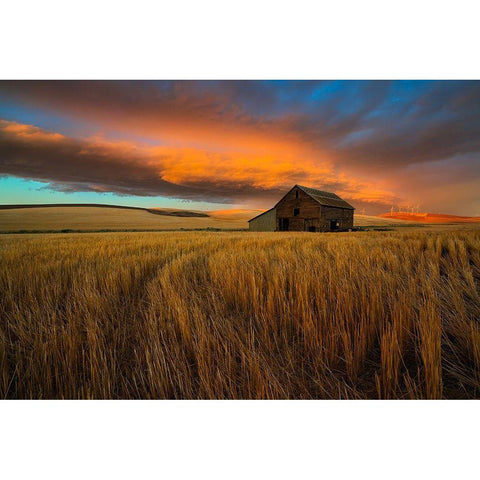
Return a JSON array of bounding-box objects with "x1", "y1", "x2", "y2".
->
[{"x1": 248, "y1": 185, "x2": 355, "y2": 232}]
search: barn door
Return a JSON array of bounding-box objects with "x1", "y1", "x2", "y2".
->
[
  {"x1": 279, "y1": 218, "x2": 289, "y2": 231},
  {"x1": 304, "y1": 219, "x2": 316, "y2": 232}
]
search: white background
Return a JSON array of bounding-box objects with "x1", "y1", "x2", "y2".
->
[
  {"x1": 2, "y1": 0, "x2": 479, "y2": 79},
  {"x1": 2, "y1": 401, "x2": 479, "y2": 479},
  {"x1": 1, "y1": 1, "x2": 479, "y2": 478}
]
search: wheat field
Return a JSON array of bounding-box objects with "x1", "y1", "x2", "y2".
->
[{"x1": 1, "y1": 229, "x2": 479, "y2": 399}]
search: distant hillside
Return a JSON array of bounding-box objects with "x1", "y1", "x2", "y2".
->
[
  {"x1": 379, "y1": 212, "x2": 480, "y2": 223},
  {"x1": 0, "y1": 204, "x2": 432, "y2": 232},
  {"x1": 0, "y1": 203, "x2": 209, "y2": 217},
  {"x1": 0, "y1": 204, "x2": 255, "y2": 232}
]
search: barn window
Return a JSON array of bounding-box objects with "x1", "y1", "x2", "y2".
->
[
  {"x1": 293, "y1": 208, "x2": 300, "y2": 216},
  {"x1": 295, "y1": 190, "x2": 299, "y2": 199}
]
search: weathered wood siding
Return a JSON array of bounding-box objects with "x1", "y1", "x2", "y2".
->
[
  {"x1": 320, "y1": 206, "x2": 354, "y2": 231},
  {"x1": 248, "y1": 208, "x2": 276, "y2": 231}
]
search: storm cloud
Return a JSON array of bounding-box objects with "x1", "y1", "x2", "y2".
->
[
  {"x1": 0, "y1": 119, "x2": 396, "y2": 210},
  {"x1": 0, "y1": 81, "x2": 479, "y2": 214}
]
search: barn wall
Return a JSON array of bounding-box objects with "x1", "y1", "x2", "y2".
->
[
  {"x1": 248, "y1": 208, "x2": 276, "y2": 231},
  {"x1": 275, "y1": 187, "x2": 321, "y2": 231},
  {"x1": 320, "y1": 206, "x2": 354, "y2": 231}
]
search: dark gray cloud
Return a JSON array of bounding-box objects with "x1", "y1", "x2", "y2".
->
[
  {"x1": 0, "y1": 81, "x2": 479, "y2": 214},
  {"x1": 0, "y1": 120, "x2": 295, "y2": 205}
]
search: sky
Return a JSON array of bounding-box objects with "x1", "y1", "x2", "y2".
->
[{"x1": 0, "y1": 80, "x2": 479, "y2": 215}]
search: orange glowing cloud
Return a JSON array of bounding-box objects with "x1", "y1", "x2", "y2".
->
[
  {"x1": 0, "y1": 120, "x2": 65, "y2": 142},
  {"x1": 0, "y1": 119, "x2": 401, "y2": 211},
  {"x1": 150, "y1": 146, "x2": 334, "y2": 190}
]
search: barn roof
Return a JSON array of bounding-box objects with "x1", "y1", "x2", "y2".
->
[{"x1": 296, "y1": 185, "x2": 355, "y2": 210}]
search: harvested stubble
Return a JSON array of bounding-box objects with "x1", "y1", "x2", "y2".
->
[{"x1": 1, "y1": 230, "x2": 479, "y2": 399}]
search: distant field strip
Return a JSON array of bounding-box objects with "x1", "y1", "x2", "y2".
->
[
  {"x1": 1, "y1": 229, "x2": 479, "y2": 399},
  {"x1": 0, "y1": 205, "x2": 421, "y2": 233}
]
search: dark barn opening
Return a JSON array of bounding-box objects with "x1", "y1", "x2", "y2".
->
[
  {"x1": 279, "y1": 218, "x2": 289, "y2": 231},
  {"x1": 330, "y1": 220, "x2": 340, "y2": 231}
]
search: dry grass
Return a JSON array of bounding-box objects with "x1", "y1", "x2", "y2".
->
[{"x1": 1, "y1": 229, "x2": 479, "y2": 399}]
